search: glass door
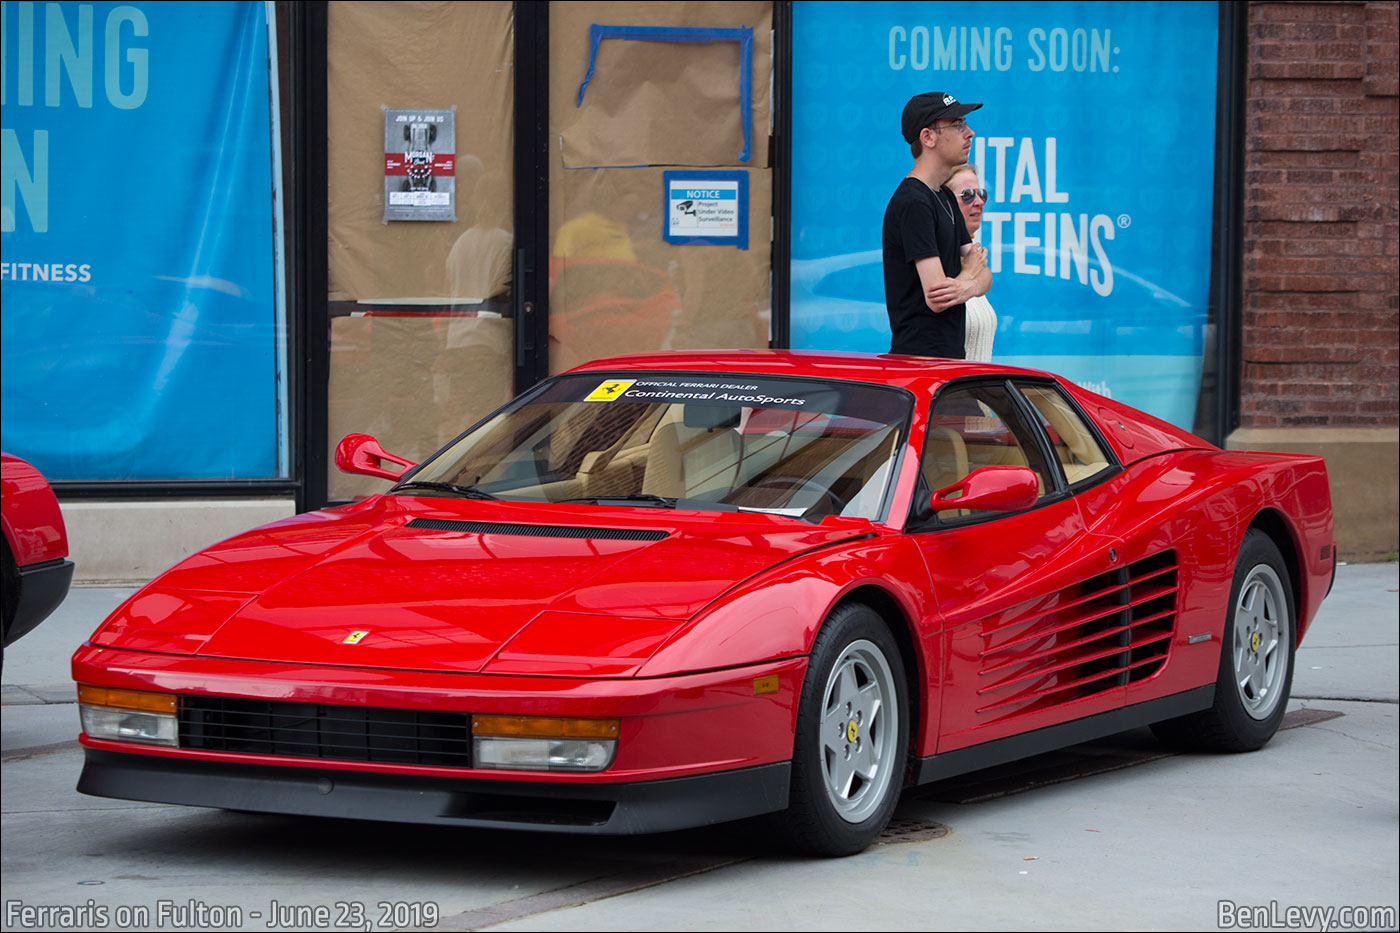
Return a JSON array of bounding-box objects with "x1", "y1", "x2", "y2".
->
[
  {"x1": 324, "y1": 1, "x2": 516, "y2": 500},
  {"x1": 546, "y1": 1, "x2": 775, "y2": 374},
  {"x1": 316, "y1": 1, "x2": 778, "y2": 504}
]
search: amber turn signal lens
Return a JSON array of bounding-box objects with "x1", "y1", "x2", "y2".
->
[
  {"x1": 471, "y1": 715, "x2": 620, "y2": 739},
  {"x1": 77, "y1": 685, "x2": 178, "y2": 713}
]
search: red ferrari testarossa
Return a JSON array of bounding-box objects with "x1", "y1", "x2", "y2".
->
[{"x1": 73, "y1": 351, "x2": 1334, "y2": 855}]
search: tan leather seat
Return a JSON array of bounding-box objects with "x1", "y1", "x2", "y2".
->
[
  {"x1": 921, "y1": 426, "x2": 968, "y2": 493},
  {"x1": 642, "y1": 419, "x2": 741, "y2": 498}
]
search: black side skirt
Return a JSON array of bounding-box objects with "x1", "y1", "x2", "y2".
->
[
  {"x1": 914, "y1": 686, "x2": 1215, "y2": 785},
  {"x1": 78, "y1": 749, "x2": 790, "y2": 835}
]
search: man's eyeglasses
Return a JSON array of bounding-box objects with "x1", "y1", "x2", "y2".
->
[
  {"x1": 935, "y1": 119, "x2": 968, "y2": 134},
  {"x1": 958, "y1": 187, "x2": 989, "y2": 204}
]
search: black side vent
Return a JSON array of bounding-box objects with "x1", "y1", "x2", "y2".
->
[
  {"x1": 406, "y1": 518, "x2": 667, "y2": 541},
  {"x1": 976, "y1": 549, "x2": 1181, "y2": 716}
]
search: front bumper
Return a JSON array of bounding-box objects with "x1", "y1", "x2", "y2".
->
[
  {"x1": 72, "y1": 644, "x2": 806, "y2": 832},
  {"x1": 5, "y1": 557, "x2": 73, "y2": 647},
  {"x1": 79, "y1": 747, "x2": 790, "y2": 834}
]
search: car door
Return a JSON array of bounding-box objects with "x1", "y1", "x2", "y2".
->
[
  {"x1": 910, "y1": 378, "x2": 1127, "y2": 756},
  {"x1": 1015, "y1": 380, "x2": 1192, "y2": 710}
]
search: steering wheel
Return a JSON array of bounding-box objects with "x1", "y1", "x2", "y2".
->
[{"x1": 750, "y1": 476, "x2": 847, "y2": 520}]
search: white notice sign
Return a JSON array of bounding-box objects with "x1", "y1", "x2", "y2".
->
[{"x1": 662, "y1": 171, "x2": 748, "y2": 248}]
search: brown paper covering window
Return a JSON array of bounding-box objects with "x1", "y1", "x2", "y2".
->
[
  {"x1": 326, "y1": 2, "x2": 516, "y2": 499},
  {"x1": 548, "y1": 2, "x2": 774, "y2": 374}
]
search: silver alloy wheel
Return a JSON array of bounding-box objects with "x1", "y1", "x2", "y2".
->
[
  {"x1": 819, "y1": 638, "x2": 899, "y2": 823},
  {"x1": 1232, "y1": 562, "x2": 1290, "y2": 721}
]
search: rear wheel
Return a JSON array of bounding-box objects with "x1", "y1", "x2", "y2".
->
[
  {"x1": 776, "y1": 602, "x2": 908, "y2": 856},
  {"x1": 1152, "y1": 529, "x2": 1295, "y2": 751}
]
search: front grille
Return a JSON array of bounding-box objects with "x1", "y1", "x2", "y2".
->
[{"x1": 179, "y1": 697, "x2": 472, "y2": 767}]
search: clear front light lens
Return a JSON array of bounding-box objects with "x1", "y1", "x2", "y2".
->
[
  {"x1": 80, "y1": 705, "x2": 179, "y2": 747},
  {"x1": 473, "y1": 736, "x2": 616, "y2": 772}
]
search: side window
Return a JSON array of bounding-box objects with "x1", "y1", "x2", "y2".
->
[
  {"x1": 1017, "y1": 383, "x2": 1114, "y2": 486},
  {"x1": 921, "y1": 383, "x2": 1055, "y2": 517}
]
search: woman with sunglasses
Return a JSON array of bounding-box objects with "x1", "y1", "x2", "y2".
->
[{"x1": 947, "y1": 165, "x2": 996, "y2": 361}]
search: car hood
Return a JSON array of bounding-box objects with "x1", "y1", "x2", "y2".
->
[{"x1": 91, "y1": 496, "x2": 872, "y2": 675}]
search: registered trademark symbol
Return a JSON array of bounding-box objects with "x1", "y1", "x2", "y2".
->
[{"x1": 1116, "y1": 214, "x2": 1132, "y2": 229}]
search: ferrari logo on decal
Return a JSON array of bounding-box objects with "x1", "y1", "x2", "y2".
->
[
  {"x1": 585, "y1": 380, "x2": 635, "y2": 402},
  {"x1": 343, "y1": 631, "x2": 370, "y2": 645}
]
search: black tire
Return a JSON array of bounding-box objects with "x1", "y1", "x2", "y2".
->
[
  {"x1": 773, "y1": 602, "x2": 909, "y2": 856},
  {"x1": 1152, "y1": 529, "x2": 1295, "y2": 752}
]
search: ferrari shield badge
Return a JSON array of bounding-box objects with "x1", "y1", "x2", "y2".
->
[{"x1": 585, "y1": 380, "x2": 635, "y2": 402}]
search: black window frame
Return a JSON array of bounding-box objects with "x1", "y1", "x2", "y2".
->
[
  {"x1": 908, "y1": 376, "x2": 1066, "y2": 533},
  {"x1": 1008, "y1": 377, "x2": 1124, "y2": 495}
]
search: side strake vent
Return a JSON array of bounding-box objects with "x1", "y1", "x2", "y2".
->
[
  {"x1": 406, "y1": 518, "x2": 667, "y2": 541},
  {"x1": 976, "y1": 550, "x2": 1180, "y2": 717}
]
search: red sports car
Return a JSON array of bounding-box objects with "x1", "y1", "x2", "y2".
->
[
  {"x1": 3, "y1": 452, "x2": 74, "y2": 652},
  {"x1": 72, "y1": 352, "x2": 1335, "y2": 856}
]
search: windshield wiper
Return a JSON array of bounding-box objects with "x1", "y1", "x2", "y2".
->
[
  {"x1": 556, "y1": 494, "x2": 678, "y2": 508},
  {"x1": 556, "y1": 494, "x2": 744, "y2": 513},
  {"x1": 393, "y1": 480, "x2": 499, "y2": 500}
]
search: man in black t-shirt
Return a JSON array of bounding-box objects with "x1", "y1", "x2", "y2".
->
[{"x1": 882, "y1": 91, "x2": 992, "y2": 358}]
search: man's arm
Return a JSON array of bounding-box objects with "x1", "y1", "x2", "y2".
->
[{"x1": 918, "y1": 244, "x2": 991, "y2": 312}]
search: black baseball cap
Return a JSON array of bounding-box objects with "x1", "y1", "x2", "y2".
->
[{"x1": 901, "y1": 92, "x2": 983, "y2": 143}]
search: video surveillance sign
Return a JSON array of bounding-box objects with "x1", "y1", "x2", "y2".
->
[{"x1": 663, "y1": 170, "x2": 748, "y2": 249}]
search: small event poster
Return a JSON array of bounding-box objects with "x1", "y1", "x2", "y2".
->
[
  {"x1": 383, "y1": 107, "x2": 457, "y2": 222},
  {"x1": 663, "y1": 170, "x2": 749, "y2": 249}
]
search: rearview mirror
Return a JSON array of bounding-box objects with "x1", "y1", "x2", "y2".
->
[
  {"x1": 931, "y1": 466, "x2": 1039, "y2": 513},
  {"x1": 334, "y1": 433, "x2": 416, "y2": 481}
]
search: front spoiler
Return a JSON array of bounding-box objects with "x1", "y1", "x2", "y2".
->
[
  {"x1": 78, "y1": 747, "x2": 790, "y2": 835},
  {"x1": 5, "y1": 558, "x2": 74, "y2": 647}
]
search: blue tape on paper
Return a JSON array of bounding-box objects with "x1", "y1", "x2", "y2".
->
[{"x1": 577, "y1": 24, "x2": 754, "y2": 164}]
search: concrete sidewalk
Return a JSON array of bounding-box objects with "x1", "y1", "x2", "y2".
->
[{"x1": 2, "y1": 564, "x2": 1396, "y2": 932}]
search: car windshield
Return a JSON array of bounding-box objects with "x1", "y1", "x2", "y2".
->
[{"x1": 399, "y1": 372, "x2": 911, "y2": 522}]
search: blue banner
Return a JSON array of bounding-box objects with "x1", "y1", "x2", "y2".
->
[
  {"x1": 790, "y1": 1, "x2": 1218, "y2": 429},
  {"x1": 1, "y1": 1, "x2": 283, "y2": 480}
]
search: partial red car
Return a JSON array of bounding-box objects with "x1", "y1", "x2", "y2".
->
[
  {"x1": 72, "y1": 352, "x2": 1334, "y2": 855},
  {"x1": 2, "y1": 452, "x2": 74, "y2": 650}
]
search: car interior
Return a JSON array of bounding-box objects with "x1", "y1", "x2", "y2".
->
[{"x1": 424, "y1": 400, "x2": 904, "y2": 522}]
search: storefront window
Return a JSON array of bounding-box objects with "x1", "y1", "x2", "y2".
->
[
  {"x1": 546, "y1": 2, "x2": 774, "y2": 375},
  {"x1": 789, "y1": 0, "x2": 1219, "y2": 432},
  {"x1": 1, "y1": 1, "x2": 286, "y2": 480}
]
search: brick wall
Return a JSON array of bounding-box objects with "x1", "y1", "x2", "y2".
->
[{"x1": 1243, "y1": 1, "x2": 1399, "y2": 428}]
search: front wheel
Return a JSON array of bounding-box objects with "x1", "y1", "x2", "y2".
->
[
  {"x1": 1152, "y1": 529, "x2": 1296, "y2": 751},
  {"x1": 776, "y1": 602, "x2": 908, "y2": 856}
]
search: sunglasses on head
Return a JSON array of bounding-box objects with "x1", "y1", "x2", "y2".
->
[{"x1": 958, "y1": 188, "x2": 989, "y2": 204}]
